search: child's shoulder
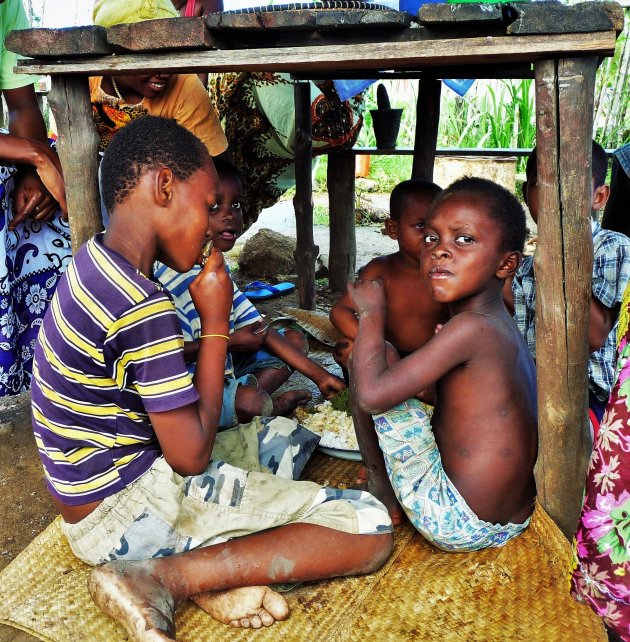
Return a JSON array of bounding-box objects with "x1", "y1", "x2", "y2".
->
[{"x1": 358, "y1": 253, "x2": 402, "y2": 279}]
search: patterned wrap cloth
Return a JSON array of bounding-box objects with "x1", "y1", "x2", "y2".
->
[
  {"x1": 571, "y1": 283, "x2": 630, "y2": 640},
  {"x1": 373, "y1": 398, "x2": 530, "y2": 552},
  {"x1": 0, "y1": 156, "x2": 71, "y2": 395}
]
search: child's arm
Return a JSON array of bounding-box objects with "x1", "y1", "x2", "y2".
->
[
  {"x1": 350, "y1": 279, "x2": 469, "y2": 414},
  {"x1": 263, "y1": 328, "x2": 346, "y2": 398},
  {"x1": 149, "y1": 250, "x2": 233, "y2": 476},
  {"x1": 330, "y1": 261, "x2": 382, "y2": 339},
  {"x1": 588, "y1": 297, "x2": 614, "y2": 353},
  {"x1": 330, "y1": 289, "x2": 359, "y2": 340}
]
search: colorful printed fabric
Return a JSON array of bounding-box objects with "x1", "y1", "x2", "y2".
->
[
  {"x1": 0, "y1": 162, "x2": 71, "y2": 396},
  {"x1": 89, "y1": 75, "x2": 228, "y2": 156},
  {"x1": 373, "y1": 398, "x2": 530, "y2": 552},
  {"x1": 512, "y1": 220, "x2": 630, "y2": 404},
  {"x1": 209, "y1": 72, "x2": 365, "y2": 227},
  {"x1": 61, "y1": 415, "x2": 393, "y2": 566},
  {"x1": 571, "y1": 284, "x2": 630, "y2": 640}
]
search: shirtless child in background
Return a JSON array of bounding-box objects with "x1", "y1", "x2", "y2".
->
[
  {"x1": 350, "y1": 177, "x2": 537, "y2": 550},
  {"x1": 330, "y1": 179, "x2": 448, "y2": 523}
]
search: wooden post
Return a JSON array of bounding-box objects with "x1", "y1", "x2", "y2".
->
[
  {"x1": 411, "y1": 78, "x2": 441, "y2": 180},
  {"x1": 48, "y1": 76, "x2": 101, "y2": 253},
  {"x1": 533, "y1": 57, "x2": 597, "y2": 539},
  {"x1": 328, "y1": 152, "x2": 356, "y2": 292},
  {"x1": 293, "y1": 81, "x2": 318, "y2": 310}
]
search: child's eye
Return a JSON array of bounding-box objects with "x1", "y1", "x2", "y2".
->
[
  {"x1": 232, "y1": 201, "x2": 242, "y2": 210},
  {"x1": 415, "y1": 221, "x2": 425, "y2": 230},
  {"x1": 209, "y1": 203, "x2": 221, "y2": 213},
  {"x1": 424, "y1": 234, "x2": 438, "y2": 244},
  {"x1": 456, "y1": 235, "x2": 474, "y2": 245}
]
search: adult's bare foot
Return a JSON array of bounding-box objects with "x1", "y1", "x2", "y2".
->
[
  {"x1": 88, "y1": 562, "x2": 178, "y2": 641},
  {"x1": 192, "y1": 586, "x2": 289, "y2": 628},
  {"x1": 272, "y1": 389, "x2": 312, "y2": 417}
]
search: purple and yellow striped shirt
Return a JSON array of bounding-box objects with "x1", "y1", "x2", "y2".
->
[{"x1": 31, "y1": 235, "x2": 199, "y2": 506}]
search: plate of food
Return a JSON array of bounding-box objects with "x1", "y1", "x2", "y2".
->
[{"x1": 295, "y1": 390, "x2": 362, "y2": 461}]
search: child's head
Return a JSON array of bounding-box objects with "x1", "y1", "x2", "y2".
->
[
  {"x1": 386, "y1": 179, "x2": 442, "y2": 260},
  {"x1": 101, "y1": 116, "x2": 217, "y2": 272},
  {"x1": 208, "y1": 157, "x2": 244, "y2": 253},
  {"x1": 524, "y1": 140, "x2": 609, "y2": 223},
  {"x1": 422, "y1": 177, "x2": 525, "y2": 303},
  {"x1": 101, "y1": 115, "x2": 211, "y2": 214}
]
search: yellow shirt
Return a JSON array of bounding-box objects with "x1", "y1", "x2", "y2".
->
[{"x1": 89, "y1": 74, "x2": 228, "y2": 156}]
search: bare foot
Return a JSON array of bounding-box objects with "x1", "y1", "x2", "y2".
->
[
  {"x1": 272, "y1": 389, "x2": 312, "y2": 417},
  {"x1": 192, "y1": 586, "x2": 289, "y2": 628},
  {"x1": 88, "y1": 562, "x2": 178, "y2": 641}
]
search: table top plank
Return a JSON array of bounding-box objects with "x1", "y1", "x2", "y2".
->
[{"x1": 15, "y1": 31, "x2": 617, "y2": 76}]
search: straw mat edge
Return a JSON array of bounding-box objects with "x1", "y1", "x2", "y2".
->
[{"x1": 0, "y1": 453, "x2": 607, "y2": 641}]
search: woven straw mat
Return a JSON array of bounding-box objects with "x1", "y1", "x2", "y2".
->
[{"x1": 0, "y1": 452, "x2": 606, "y2": 641}]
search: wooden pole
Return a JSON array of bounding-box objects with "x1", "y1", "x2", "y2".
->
[
  {"x1": 411, "y1": 78, "x2": 441, "y2": 180},
  {"x1": 48, "y1": 75, "x2": 101, "y2": 253},
  {"x1": 327, "y1": 152, "x2": 356, "y2": 292},
  {"x1": 293, "y1": 81, "x2": 318, "y2": 310},
  {"x1": 533, "y1": 57, "x2": 597, "y2": 539}
]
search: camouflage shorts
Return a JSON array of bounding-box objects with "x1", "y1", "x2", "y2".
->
[{"x1": 62, "y1": 416, "x2": 392, "y2": 566}]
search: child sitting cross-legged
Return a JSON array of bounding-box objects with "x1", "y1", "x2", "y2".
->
[
  {"x1": 350, "y1": 177, "x2": 538, "y2": 551},
  {"x1": 154, "y1": 158, "x2": 346, "y2": 428},
  {"x1": 330, "y1": 178, "x2": 449, "y2": 523},
  {"x1": 31, "y1": 116, "x2": 393, "y2": 641}
]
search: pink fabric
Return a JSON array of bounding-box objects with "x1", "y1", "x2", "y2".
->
[{"x1": 185, "y1": 0, "x2": 196, "y2": 17}]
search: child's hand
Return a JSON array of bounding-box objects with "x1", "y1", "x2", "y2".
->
[
  {"x1": 316, "y1": 372, "x2": 346, "y2": 399},
  {"x1": 348, "y1": 279, "x2": 386, "y2": 319},
  {"x1": 189, "y1": 248, "x2": 232, "y2": 325}
]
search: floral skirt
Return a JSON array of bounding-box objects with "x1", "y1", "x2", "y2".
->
[
  {"x1": 0, "y1": 164, "x2": 71, "y2": 395},
  {"x1": 571, "y1": 284, "x2": 630, "y2": 640}
]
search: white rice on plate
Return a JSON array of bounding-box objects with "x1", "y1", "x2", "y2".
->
[{"x1": 297, "y1": 401, "x2": 358, "y2": 451}]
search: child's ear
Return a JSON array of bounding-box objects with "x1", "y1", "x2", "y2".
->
[
  {"x1": 384, "y1": 218, "x2": 398, "y2": 240},
  {"x1": 522, "y1": 181, "x2": 530, "y2": 207},
  {"x1": 497, "y1": 251, "x2": 521, "y2": 279},
  {"x1": 155, "y1": 167, "x2": 174, "y2": 206},
  {"x1": 592, "y1": 184, "x2": 610, "y2": 213}
]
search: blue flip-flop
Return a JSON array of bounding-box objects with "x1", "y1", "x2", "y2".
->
[{"x1": 244, "y1": 281, "x2": 296, "y2": 301}]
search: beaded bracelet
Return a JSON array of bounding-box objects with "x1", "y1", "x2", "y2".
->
[{"x1": 199, "y1": 334, "x2": 230, "y2": 341}]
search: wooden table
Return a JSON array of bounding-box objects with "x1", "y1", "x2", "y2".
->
[{"x1": 8, "y1": 1, "x2": 625, "y2": 539}]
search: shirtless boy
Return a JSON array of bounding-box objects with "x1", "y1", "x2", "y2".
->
[
  {"x1": 330, "y1": 179, "x2": 448, "y2": 523},
  {"x1": 155, "y1": 158, "x2": 345, "y2": 427},
  {"x1": 31, "y1": 116, "x2": 392, "y2": 640},
  {"x1": 350, "y1": 176, "x2": 538, "y2": 551}
]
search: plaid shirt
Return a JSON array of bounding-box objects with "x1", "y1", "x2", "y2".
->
[{"x1": 512, "y1": 220, "x2": 630, "y2": 403}]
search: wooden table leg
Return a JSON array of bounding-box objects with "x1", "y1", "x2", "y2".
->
[
  {"x1": 533, "y1": 57, "x2": 597, "y2": 539},
  {"x1": 412, "y1": 78, "x2": 441, "y2": 181},
  {"x1": 293, "y1": 81, "x2": 318, "y2": 310},
  {"x1": 48, "y1": 75, "x2": 101, "y2": 254},
  {"x1": 328, "y1": 152, "x2": 356, "y2": 293}
]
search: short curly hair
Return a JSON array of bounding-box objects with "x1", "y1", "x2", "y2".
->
[
  {"x1": 390, "y1": 178, "x2": 442, "y2": 221},
  {"x1": 428, "y1": 176, "x2": 526, "y2": 253},
  {"x1": 100, "y1": 116, "x2": 210, "y2": 213}
]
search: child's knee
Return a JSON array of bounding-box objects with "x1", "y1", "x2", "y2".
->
[
  {"x1": 384, "y1": 341, "x2": 401, "y2": 367},
  {"x1": 283, "y1": 328, "x2": 309, "y2": 354},
  {"x1": 235, "y1": 385, "x2": 273, "y2": 422}
]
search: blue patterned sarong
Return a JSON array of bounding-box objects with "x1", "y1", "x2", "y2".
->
[{"x1": 373, "y1": 399, "x2": 530, "y2": 552}]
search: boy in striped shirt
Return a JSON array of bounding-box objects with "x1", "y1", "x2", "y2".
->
[{"x1": 31, "y1": 116, "x2": 392, "y2": 641}]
